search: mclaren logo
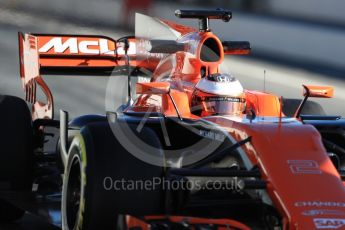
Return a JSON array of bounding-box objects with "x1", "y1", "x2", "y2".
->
[
  {"x1": 314, "y1": 218, "x2": 345, "y2": 229},
  {"x1": 39, "y1": 37, "x2": 135, "y2": 55}
]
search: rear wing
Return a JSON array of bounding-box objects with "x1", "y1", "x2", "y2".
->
[
  {"x1": 19, "y1": 33, "x2": 136, "y2": 74},
  {"x1": 36, "y1": 34, "x2": 136, "y2": 72},
  {"x1": 18, "y1": 33, "x2": 136, "y2": 119}
]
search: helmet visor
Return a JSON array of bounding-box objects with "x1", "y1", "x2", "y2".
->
[{"x1": 203, "y1": 96, "x2": 246, "y2": 115}]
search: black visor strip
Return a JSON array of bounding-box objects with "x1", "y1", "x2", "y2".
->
[{"x1": 203, "y1": 96, "x2": 246, "y2": 103}]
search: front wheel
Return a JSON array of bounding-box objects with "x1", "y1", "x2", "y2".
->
[{"x1": 61, "y1": 122, "x2": 164, "y2": 230}]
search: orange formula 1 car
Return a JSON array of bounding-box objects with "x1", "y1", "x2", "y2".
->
[{"x1": 1, "y1": 9, "x2": 345, "y2": 230}]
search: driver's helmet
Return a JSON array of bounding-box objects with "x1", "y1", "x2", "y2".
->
[{"x1": 191, "y1": 73, "x2": 246, "y2": 116}]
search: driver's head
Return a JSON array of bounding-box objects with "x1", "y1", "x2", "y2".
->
[{"x1": 191, "y1": 73, "x2": 246, "y2": 116}]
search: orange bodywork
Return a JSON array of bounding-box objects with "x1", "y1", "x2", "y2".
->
[
  {"x1": 205, "y1": 117, "x2": 345, "y2": 229},
  {"x1": 245, "y1": 90, "x2": 283, "y2": 117},
  {"x1": 136, "y1": 82, "x2": 170, "y2": 94},
  {"x1": 125, "y1": 24, "x2": 343, "y2": 228},
  {"x1": 128, "y1": 88, "x2": 197, "y2": 119}
]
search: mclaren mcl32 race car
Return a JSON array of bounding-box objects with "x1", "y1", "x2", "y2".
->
[{"x1": 1, "y1": 9, "x2": 345, "y2": 230}]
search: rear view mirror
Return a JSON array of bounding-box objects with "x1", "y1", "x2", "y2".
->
[
  {"x1": 136, "y1": 82, "x2": 170, "y2": 94},
  {"x1": 295, "y1": 85, "x2": 334, "y2": 118},
  {"x1": 303, "y1": 85, "x2": 334, "y2": 98},
  {"x1": 222, "y1": 41, "x2": 251, "y2": 55}
]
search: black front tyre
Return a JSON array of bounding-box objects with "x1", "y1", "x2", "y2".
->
[{"x1": 62, "y1": 122, "x2": 164, "y2": 230}]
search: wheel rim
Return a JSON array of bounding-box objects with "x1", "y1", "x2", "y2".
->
[{"x1": 66, "y1": 155, "x2": 81, "y2": 229}]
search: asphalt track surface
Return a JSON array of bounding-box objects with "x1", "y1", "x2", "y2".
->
[{"x1": 0, "y1": 6, "x2": 345, "y2": 230}]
